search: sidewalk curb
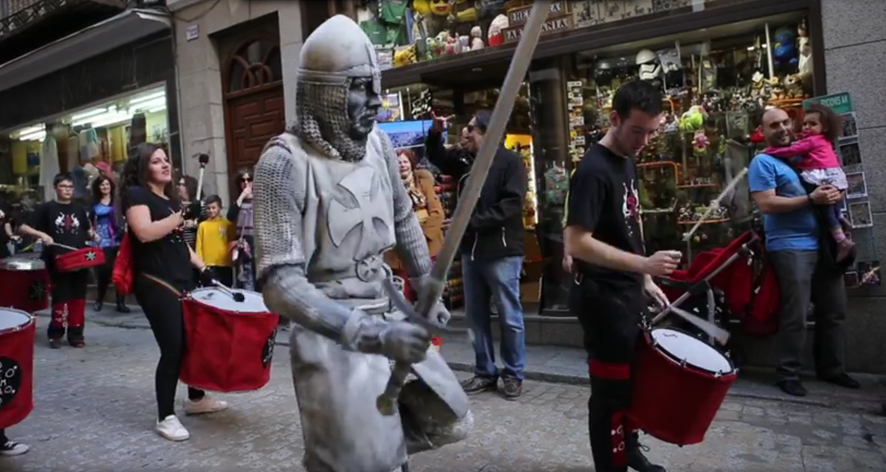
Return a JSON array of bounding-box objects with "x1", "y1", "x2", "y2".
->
[{"x1": 43, "y1": 313, "x2": 874, "y2": 413}]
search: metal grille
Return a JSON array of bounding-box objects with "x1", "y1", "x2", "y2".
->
[{"x1": 0, "y1": 0, "x2": 69, "y2": 38}]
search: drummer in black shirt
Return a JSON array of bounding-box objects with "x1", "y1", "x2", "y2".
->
[
  {"x1": 119, "y1": 143, "x2": 228, "y2": 442},
  {"x1": 19, "y1": 173, "x2": 95, "y2": 349},
  {"x1": 564, "y1": 81, "x2": 682, "y2": 472}
]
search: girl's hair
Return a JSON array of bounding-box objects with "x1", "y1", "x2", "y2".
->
[
  {"x1": 118, "y1": 143, "x2": 177, "y2": 217},
  {"x1": 176, "y1": 173, "x2": 200, "y2": 202},
  {"x1": 805, "y1": 104, "x2": 843, "y2": 143},
  {"x1": 91, "y1": 175, "x2": 116, "y2": 205},
  {"x1": 235, "y1": 167, "x2": 253, "y2": 182}
]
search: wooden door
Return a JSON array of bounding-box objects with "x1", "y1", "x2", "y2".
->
[{"x1": 222, "y1": 35, "x2": 284, "y2": 197}]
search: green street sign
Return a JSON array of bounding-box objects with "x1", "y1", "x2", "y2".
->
[{"x1": 803, "y1": 92, "x2": 853, "y2": 114}]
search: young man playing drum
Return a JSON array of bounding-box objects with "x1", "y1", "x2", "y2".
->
[
  {"x1": 20, "y1": 173, "x2": 95, "y2": 349},
  {"x1": 564, "y1": 80, "x2": 682, "y2": 472}
]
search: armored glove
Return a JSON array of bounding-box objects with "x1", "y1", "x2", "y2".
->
[
  {"x1": 352, "y1": 316, "x2": 431, "y2": 364},
  {"x1": 410, "y1": 275, "x2": 452, "y2": 326}
]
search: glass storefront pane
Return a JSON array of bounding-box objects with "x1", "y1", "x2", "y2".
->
[
  {"x1": 0, "y1": 85, "x2": 171, "y2": 254},
  {"x1": 541, "y1": 12, "x2": 817, "y2": 313}
]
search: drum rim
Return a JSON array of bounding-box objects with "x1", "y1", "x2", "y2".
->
[
  {"x1": 0, "y1": 307, "x2": 35, "y2": 336},
  {"x1": 645, "y1": 327, "x2": 736, "y2": 376},
  {"x1": 185, "y1": 287, "x2": 269, "y2": 315}
]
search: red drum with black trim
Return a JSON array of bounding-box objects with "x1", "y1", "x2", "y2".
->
[
  {"x1": 629, "y1": 328, "x2": 736, "y2": 446},
  {"x1": 0, "y1": 308, "x2": 35, "y2": 429},
  {"x1": 0, "y1": 255, "x2": 49, "y2": 313},
  {"x1": 55, "y1": 247, "x2": 105, "y2": 272},
  {"x1": 180, "y1": 288, "x2": 280, "y2": 392}
]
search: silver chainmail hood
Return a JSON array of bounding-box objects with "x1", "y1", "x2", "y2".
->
[{"x1": 292, "y1": 15, "x2": 382, "y2": 163}]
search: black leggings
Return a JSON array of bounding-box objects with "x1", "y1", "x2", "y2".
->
[
  {"x1": 95, "y1": 246, "x2": 118, "y2": 301},
  {"x1": 133, "y1": 275, "x2": 204, "y2": 421},
  {"x1": 0, "y1": 428, "x2": 7, "y2": 444}
]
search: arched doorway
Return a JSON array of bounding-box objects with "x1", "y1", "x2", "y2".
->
[{"x1": 222, "y1": 35, "x2": 285, "y2": 197}]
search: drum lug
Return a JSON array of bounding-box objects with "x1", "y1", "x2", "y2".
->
[{"x1": 679, "y1": 359, "x2": 687, "y2": 368}]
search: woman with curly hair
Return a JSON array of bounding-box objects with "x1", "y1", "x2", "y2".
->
[
  {"x1": 90, "y1": 175, "x2": 129, "y2": 312},
  {"x1": 119, "y1": 143, "x2": 229, "y2": 441}
]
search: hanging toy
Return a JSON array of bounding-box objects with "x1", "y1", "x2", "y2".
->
[
  {"x1": 679, "y1": 105, "x2": 707, "y2": 133},
  {"x1": 772, "y1": 27, "x2": 798, "y2": 68}
]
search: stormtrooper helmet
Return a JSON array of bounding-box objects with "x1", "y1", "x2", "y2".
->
[{"x1": 635, "y1": 49, "x2": 662, "y2": 81}]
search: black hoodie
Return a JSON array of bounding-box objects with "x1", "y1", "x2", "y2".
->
[{"x1": 424, "y1": 129, "x2": 525, "y2": 261}]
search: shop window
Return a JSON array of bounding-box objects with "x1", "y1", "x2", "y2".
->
[
  {"x1": 364, "y1": 0, "x2": 762, "y2": 70},
  {"x1": 226, "y1": 38, "x2": 283, "y2": 93},
  {"x1": 536, "y1": 13, "x2": 817, "y2": 313}
]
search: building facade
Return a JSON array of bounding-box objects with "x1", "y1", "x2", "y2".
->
[{"x1": 0, "y1": 0, "x2": 179, "y2": 205}]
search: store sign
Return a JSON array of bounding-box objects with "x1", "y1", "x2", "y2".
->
[
  {"x1": 803, "y1": 92, "x2": 853, "y2": 114},
  {"x1": 508, "y1": 1, "x2": 570, "y2": 26},
  {"x1": 504, "y1": 15, "x2": 574, "y2": 43}
]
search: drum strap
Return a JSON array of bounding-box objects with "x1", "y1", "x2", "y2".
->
[{"x1": 141, "y1": 273, "x2": 183, "y2": 298}]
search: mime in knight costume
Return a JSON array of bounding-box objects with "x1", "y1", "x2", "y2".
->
[{"x1": 253, "y1": 15, "x2": 472, "y2": 472}]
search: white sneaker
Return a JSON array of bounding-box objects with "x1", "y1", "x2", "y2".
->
[
  {"x1": 184, "y1": 396, "x2": 229, "y2": 416},
  {"x1": 0, "y1": 440, "x2": 29, "y2": 456},
  {"x1": 155, "y1": 415, "x2": 190, "y2": 442}
]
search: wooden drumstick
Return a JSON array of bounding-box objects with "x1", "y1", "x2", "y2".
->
[
  {"x1": 209, "y1": 278, "x2": 245, "y2": 302},
  {"x1": 668, "y1": 305, "x2": 730, "y2": 346}
]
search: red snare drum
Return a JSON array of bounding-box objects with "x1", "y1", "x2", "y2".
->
[
  {"x1": 180, "y1": 287, "x2": 280, "y2": 392},
  {"x1": 0, "y1": 308, "x2": 35, "y2": 429},
  {"x1": 629, "y1": 328, "x2": 736, "y2": 446},
  {"x1": 55, "y1": 247, "x2": 105, "y2": 272},
  {"x1": 0, "y1": 255, "x2": 49, "y2": 313}
]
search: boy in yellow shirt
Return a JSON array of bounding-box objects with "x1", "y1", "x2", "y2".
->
[{"x1": 196, "y1": 195, "x2": 235, "y2": 287}]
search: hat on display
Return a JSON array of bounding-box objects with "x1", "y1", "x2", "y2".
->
[{"x1": 636, "y1": 49, "x2": 662, "y2": 82}]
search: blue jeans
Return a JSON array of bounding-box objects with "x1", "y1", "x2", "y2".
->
[{"x1": 461, "y1": 254, "x2": 526, "y2": 380}]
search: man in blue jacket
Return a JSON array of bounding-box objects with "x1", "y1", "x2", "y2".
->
[
  {"x1": 749, "y1": 107, "x2": 859, "y2": 397},
  {"x1": 425, "y1": 110, "x2": 528, "y2": 399}
]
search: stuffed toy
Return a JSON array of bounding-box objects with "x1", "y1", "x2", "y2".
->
[
  {"x1": 487, "y1": 14, "x2": 508, "y2": 46},
  {"x1": 679, "y1": 105, "x2": 707, "y2": 133},
  {"x1": 772, "y1": 27, "x2": 798, "y2": 68},
  {"x1": 428, "y1": 0, "x2": 452, "y2": 16}
]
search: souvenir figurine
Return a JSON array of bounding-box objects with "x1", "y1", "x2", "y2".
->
[
  {"x1": 470, "y1": 25, "x2": 485, "y2": 50},
  {"x1": 487, "y1": 14, "x2": 509, "y2": 47}
]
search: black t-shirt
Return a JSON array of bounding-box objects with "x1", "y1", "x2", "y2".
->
[
  {"x1": 565, "y1": 143, "x2": 645, "y2": 290},
  {"x1": 30, "y1": 201, "x2": 91, "y2": 263},
  {"x1": 124, "y1": 186, "x2": 194, "y2": 291}
]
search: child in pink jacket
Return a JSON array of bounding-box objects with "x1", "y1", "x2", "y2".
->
[{"x1": 763, "y1": 104, "x2": 854, "y2": 262}]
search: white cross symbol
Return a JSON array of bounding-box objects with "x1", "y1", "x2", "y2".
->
[{"x1": 85, "y1": 251, "x2": 96, "y2": 261}]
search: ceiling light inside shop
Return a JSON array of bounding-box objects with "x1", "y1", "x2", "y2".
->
[
  {"x1": 71, "y1": 107, "x2": 111, "y2": 122},
  {"x1": 72, "y1": 110, "x2": 131, "y2": 129},
  {"x1": 19, "y1": 130, "x2": 46, "y2": 142},
  {"x1": 129, "y1": 91, "x2": 165, "y2": 106},
  {"x1": 12, "y1": 124, "x2": 44, "y2": 137},
  {"x1": 147, "y1": 106, "x2": 166, "y2": 113},
  {"x1": 130, "y1": 97, "x2": 166, "y2": 112}
]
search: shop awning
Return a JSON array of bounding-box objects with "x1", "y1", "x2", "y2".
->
[{"x1": 0, "y1": 8, "x2": 171, "y2": 92}]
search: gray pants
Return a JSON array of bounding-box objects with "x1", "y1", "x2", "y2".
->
[{"x1": 769, "y1": 250, "x2": 847, "y2": 381}]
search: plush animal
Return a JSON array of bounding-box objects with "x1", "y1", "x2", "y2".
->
[
  {"x1": 772, "y1": 27, "x2": 798, "y2": 68},
  {"x1": 453, "y1": 0, "x2": 478, "y2": 22},
  {"x1": 679, "y1": 105, "x2": 706, "y2": 133}
]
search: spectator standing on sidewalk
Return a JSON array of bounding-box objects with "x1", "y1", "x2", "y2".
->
[
  {"x1": 749, "y1": 107, "x2": 859, "y2": 397},
  {"x1": 425, "y1": 110, "x2": 527, "y2": 399}
]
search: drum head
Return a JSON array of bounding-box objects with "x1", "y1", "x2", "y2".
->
[
  {"x1": 189, "y1": 288, "x2": 268, "y2": 313},
  {"x1": 651, "y1": 328, "x2": 732, "y2": 374},
  {"x1": 0, "y1": 308, "x2": 31, "y2": 331}
]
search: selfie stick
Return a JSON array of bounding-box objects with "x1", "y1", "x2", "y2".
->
[
  {"x1": 195, "y1": 153, "x2": 210, "y2": 201},
  {"x1": 376, "y1": 0, "x2": 553, "y2": 416}
]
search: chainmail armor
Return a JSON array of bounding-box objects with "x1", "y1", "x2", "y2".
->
[{"x1": 291, "y1": 78, "x2": 368, "y2": 163}]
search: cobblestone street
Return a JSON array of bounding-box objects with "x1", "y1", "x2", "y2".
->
[{"x1": 3, "y1": 325, "x2": 886, "y2": 471}]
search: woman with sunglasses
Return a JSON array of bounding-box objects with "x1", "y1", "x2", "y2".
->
[{"x1": 227, "y1": 169, "x2": 257, "y2": 291}]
